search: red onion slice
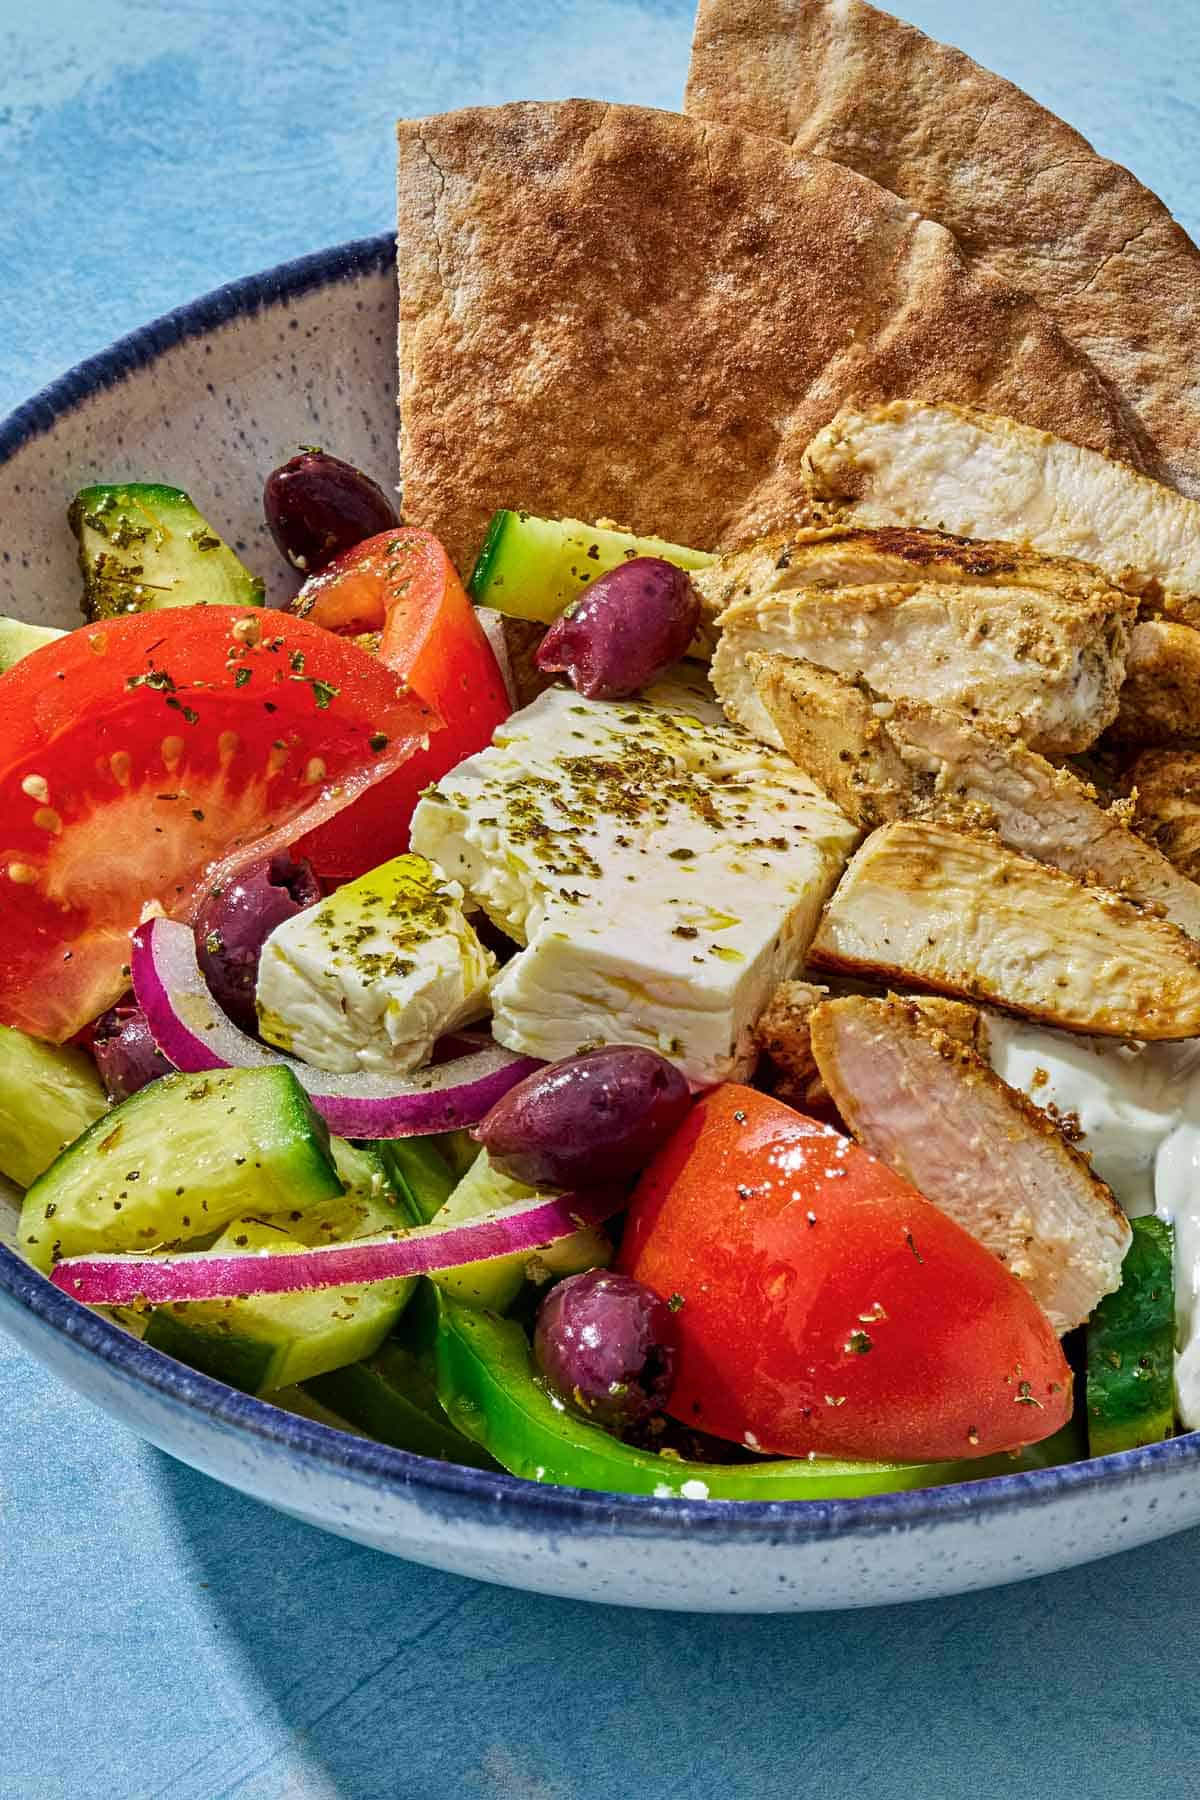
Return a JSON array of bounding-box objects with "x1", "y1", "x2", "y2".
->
[
  {"x1": 130, "y1": 916, "x2": 541, "y2": 1139},
  {"x1": 50, "y1": 1188, "x2": 616, "y2": 1306}
]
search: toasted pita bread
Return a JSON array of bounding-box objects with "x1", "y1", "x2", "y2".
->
[
  {"x1": 395, "y1": 100, "x2": 1137, "y2": 573},
  {"x1": 685, "y1": 0, "x2": 1200, "y2": 494}
]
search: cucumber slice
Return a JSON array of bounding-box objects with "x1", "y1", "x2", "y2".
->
[
  {"x1": 1086, "y1": 1216, "x2": 1176, "y2": 1456},
  {"x1": 467, "y1": 510, "x2": 714, "y2": 626},
  {"x1": 426, "y1": 1150, "x2": 533, "y2": 1311},
  {"x1": 18, "y1": 1066, "x2": 339, "y2": 1273},
  {"x1": 0, "y1": 617, "x2": 65, "y2": 675},
  {"x1": 305, "y1": 1336, "x2": 497, "y2": 1465},
  {"x1": 376, "y1": 1136, "x2": 458, "y2": 1225},
  {"x1": 142, "y1": 1183, "x2": 414, "y2": 1395},
  {"x1": 68, "y1": 482, "x2": 265, "y2": 621},
  {"x1": 0, "y1": 1023, "x2": 109, "y2": 1188}
]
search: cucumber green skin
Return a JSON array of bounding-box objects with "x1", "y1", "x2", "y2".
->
[
  {"x1": 376, "y1": 1136, "x2": 458, "y2": 1225},
  {"x1": 426, "y1": 1152, "x2": 533, "y2": 1311},
  {"x1": 468, "y1": 510, "x2": 714, "y2": 626},
  {"x1": 1087, "y1": 1216, "x2": 1176, "y2": 1457},
  {"x1": 18, "y1": 1066, "x2": 340, "y2": 1273},
  {"x1": 306, "y1": 1338, "x2": 498, "y2": 1467},
  {"x1": 68, "y1": 482, "x2": 265, "y2": 622},
  {"x1": 0, "y1": 1024, "x2": 109, "y2": 1188},
  {"x1": 436, "y1": 1302, "x2": 1082, "y2": 1501},
  {"x1": 141, "y1": 1168, "x2": 414, "y2": 1395},
  {"x1": 0, "y1": 617, "x2": 66, "y2": 675}
]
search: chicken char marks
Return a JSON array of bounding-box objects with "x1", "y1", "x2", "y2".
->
[
  {"x1": 809, "y1": 819, "x2": 1200, "y2": 1039},
  {"x1": 751, "y1": 653, "x2": 1200, "y2": 938},
  {"x1": 701, "y1": 522, "x2": 1134, "y2": 756}
]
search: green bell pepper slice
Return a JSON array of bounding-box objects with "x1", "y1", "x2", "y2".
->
[{"x1": 435, "y1": 1298, "x2": 1082, "y2": 1500}]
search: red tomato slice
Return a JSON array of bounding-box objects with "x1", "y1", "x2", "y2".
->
[
  {"x1": 293, "y1": 529, "x2": 510, "y2": 877},
  {"x1": 0, "y1": 608, "x2": 432, "y2": 1041},
  {"x1": 618, "y1": 1085, "x2": 1072, "y2": 1463}
]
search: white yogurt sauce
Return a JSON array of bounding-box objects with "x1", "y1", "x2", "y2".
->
[{"x1": 986, "y1": 1019, "x2": 1200, "y2": 1426}]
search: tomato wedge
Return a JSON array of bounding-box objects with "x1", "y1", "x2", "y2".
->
[
  {"x1": 293, "y1": 529, "x2": 510, "y2": 877},
  {"x1": 0, "y1": 608, "x2": 432, "y2": 1041},
  {"x1": 618, "y1": 1085, "x2": 1072, "y2": 1463}
]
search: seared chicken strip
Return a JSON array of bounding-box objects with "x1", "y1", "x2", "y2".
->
[
  {"x1": 808, "y1": 995, "x2": 1130, "y2": 1333},
  {"x1": 704, "y1": 527, "x2": 1133, "y2": 756},
  {"x1": 755, "y1": 978, "x2": 983, "y2": 1106},
  {"x1": 804, "y1": 401, "x2": 1200, "y2": 627},
  {"x1": 752, "y1": 653, "x2": 1200, "y2": 938},
  {"x1": 809, "y1": 820, "x2": 1200, "y2": 1039},
  {"x1": 1111, "y1": 621, "x2": 1200, "y2": 745},
  {"x1": 753, "y1": 977, "x2": 831, "y2": 1108},
  {"x1": 1130, "y1": 750, "x2": 1200, "y2": 882}
]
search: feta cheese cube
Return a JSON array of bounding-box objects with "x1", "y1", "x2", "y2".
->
[
  {"x1": 256, "y1": 853, "x2": 495, "y2": 1075},
  {"x1": 411, "y1": 675, "x2": 858, "y2": 1084}
]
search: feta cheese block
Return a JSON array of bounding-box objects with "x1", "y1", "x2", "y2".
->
[
  {"x1": 255, "y1": 853, "x2": 495, "y2": 1076},
  {"x1": 410, "y1": 674, "x2": 859, "y2": 1085}
]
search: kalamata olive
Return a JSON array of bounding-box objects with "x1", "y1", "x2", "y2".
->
[
  {"x1": 91, "y1": 1001, "x2": 172, "y2": 1101},
  {"x1": 534, "y1": 1268, "x2": 678, "y2": 1427},
  {"x1": 535, "y1": 557, "x2": 701, "y2": 700},
  {"x1": 263, "y1": 449, "x2": 398, "y2": 576},
  {"x1": 194, "y1": 853, "x2": 320, "y2": 1034},
  {"x1": 474, "y1": 1045, "x2": 692, "y2": 1189}
]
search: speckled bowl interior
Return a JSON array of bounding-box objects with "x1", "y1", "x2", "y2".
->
[{"x1": 1, "y1": 238, "x2": 1198, "y2": 1613}]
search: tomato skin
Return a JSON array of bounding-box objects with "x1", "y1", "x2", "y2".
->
[
  {"x1": 0, "y1": 608, "x2": 431, "y2": 1042},
  {"x1": 293, "y1": 530, "x2": 510, "y2": 877},
  {"x1": 617, "y1": 1085, "x2": 1072, "y2": 1462}
]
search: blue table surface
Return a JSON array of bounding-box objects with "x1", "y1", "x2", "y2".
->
[{"x1": 3, "y1": 2, "x2": 1200, "y2": 1794}]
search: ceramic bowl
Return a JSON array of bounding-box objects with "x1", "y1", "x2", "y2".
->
[{"x1": 1, "y1": 237, "x2": 1198, "y2": 1613}]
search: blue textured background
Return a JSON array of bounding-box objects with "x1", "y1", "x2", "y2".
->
[{"x1": 3, "y1": 3, "x2": 1200, "y2": 1795}]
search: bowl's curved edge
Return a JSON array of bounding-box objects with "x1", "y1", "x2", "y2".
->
[
  {"x1": 4, "y1": 1200, "x2": 1198, "y2": 1546},
  {"x1": 0, "y1": 233, "x2": 396, "y2": 464},
  {"x1": 1, "y1": 234, "x2": 1198, "y2": 1557}
]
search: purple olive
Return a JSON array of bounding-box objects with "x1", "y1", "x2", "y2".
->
[
  {"x1": 91, "y1": 1002, "x2": 172, "y2": 1101},
  {"x1": 263, "y1": 449, "x2": 398, "y2": 576},
  {"x1": 474, "y1": 1046, "x2": 692, "y2": 1190},
  {"x1": 535, "y1": 557, "x2": 701, "y2": 700},
  {"x1": 534, "y1": 1269, "x2": 678, "y2": 1427},
  {"x1": 194, "y1": 853, "x2": 320, "y2": 1034}
]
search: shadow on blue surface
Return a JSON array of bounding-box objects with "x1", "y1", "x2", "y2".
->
[{"x1": 152, "y1": 1449, "x2": 1200, "y2": 1800}]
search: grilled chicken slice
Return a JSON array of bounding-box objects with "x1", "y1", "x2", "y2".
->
[
  {"x1": 804, "y1": 401, "x2": 1200, "y2": 627},
  {"x1": 809, "y1": 820, "x2": 1200, "y2": 1038},
  {"x1": 1130, "y1": 750, "x2": 1200, "y2": 881},
  {"x1": 704, "y1": 527, "x2": 1133, "y2": 756},
  {"x1": 752, "y1": 653, "x2": 1200, "y2": 937},
  {"x1": 753, "y1": 977, "x2": 831, "y2": 1108},
  {"x1": 1111, "y1": 620, "x2": 1200, "y2": 745},
  {"x1": 755, "y1": 978, "x2": 984, "y2": 1107},
  {"x1": 808, "y1": 995, "x2": 1130, "y2": 1333}
]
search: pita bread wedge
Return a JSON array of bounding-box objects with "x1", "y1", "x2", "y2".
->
[
  {"x1": 685, "y1": 0, "x2": 1200, "y2": 493},
  {"x1": 395, "y1": 100, "x2": 1135, "y2": 573}
]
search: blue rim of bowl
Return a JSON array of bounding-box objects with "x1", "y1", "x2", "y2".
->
[{"x1": 0, "y1": 234, "x2": 1197, "y2": 1542}]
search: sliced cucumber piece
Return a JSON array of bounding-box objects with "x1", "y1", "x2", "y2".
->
[
  {"x1": 1087, "y1": 1216, "x2": 1176, "y2": 1456},
  {"x1": 0, "y1": 1024, "x2": 109, "y2": 1189},
  {"x1": 0, "y1": 617, "x2": 66, "y2": 675},
  {"x1": 434, "y1": 1129, "x2": 484, "y2": 1182},
  {"x1": 426, "y1": 1150, "x2": 533, "y2": 1311},
  {"x1": 376, "y1": 1136, "x2": 458, "y2": 1226},
  {"x1": 142, "y1": 1185, "x2": 413, "y2": 1395},
  {"x1": 305, "y1": 1336, "x2": 497, "y2": 1465},
  {"x1": 18, "y1": 1066, "x2": 339, "y2": 1273},
  {"x1": 468, "y1": 510, "x2": 714, "y2": 626},
  {"x1": 68, "y1": 482, "x2": 265, "y2": 621}
]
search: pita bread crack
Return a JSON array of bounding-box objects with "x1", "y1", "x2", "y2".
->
[
  {"x1": 396, "y1": 100, "x2": 1136, "y2": 573},
  {"x1": 685, "y1": 0, "x2": 1200, "y2": 493}
]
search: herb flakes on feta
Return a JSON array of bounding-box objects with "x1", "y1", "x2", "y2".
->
[
  {"x1": 410, "y1": 675, "x2": 858, "y2": 1085},
  {"x1": 255, "y1": 853, "x2": 494, "y2": 1076}
]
